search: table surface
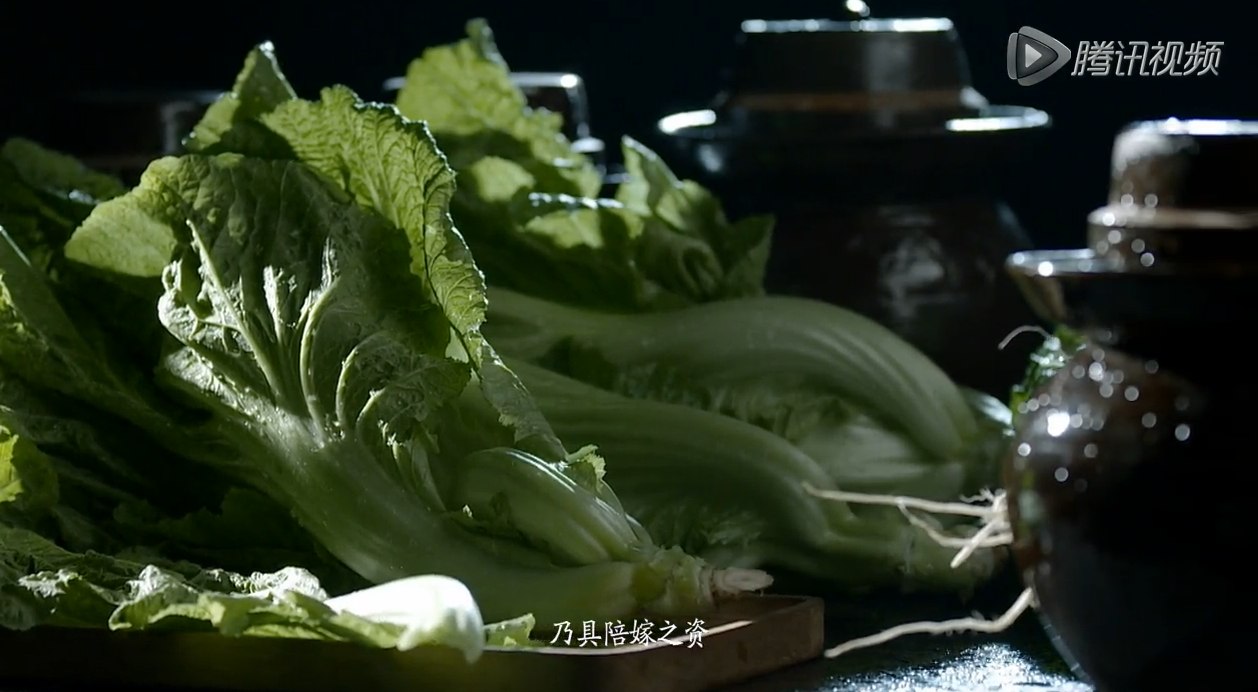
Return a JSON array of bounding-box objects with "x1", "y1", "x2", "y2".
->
[
  {"x1": 728, "y1": 579, "x2": 1093, "y2": 692},
  {"x1": 0, "y1": 631, "x2": 1092, "y2": 692},
  {"x1": 0, "y1": 581, "x2": 1093, "y2": 692},
  {"x1": 728, "y1": 631, "x2": 1090, "y2": 692}
]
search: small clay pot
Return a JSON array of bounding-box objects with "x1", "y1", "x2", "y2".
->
[
  {"x1": 655, "y1": 8, "x2": 1050, "y2": 398},
  {"x1": 1003, "y1": 119, "x2": 1258, "y2": 691}
]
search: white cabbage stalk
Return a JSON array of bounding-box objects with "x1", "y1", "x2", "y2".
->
[{"x1": 327, "y1": 575, "x2": 486, "y2": 661}]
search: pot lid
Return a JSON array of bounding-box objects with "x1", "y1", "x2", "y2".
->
[
  {"x1": 658, "y1": 3, "x2": 1049, "y2": 146},
  {"x1": 1008, "y1": 119, "x2": 1258, "y2": 326}
]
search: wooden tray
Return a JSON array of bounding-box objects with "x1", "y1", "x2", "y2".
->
[{"x1": 0, "y1": 595, "x2": 823, "y2": 692}]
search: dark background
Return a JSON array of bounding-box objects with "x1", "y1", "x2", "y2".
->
[{"x1": 1, "y1": 0, "x2": 1252, "y2": 249}]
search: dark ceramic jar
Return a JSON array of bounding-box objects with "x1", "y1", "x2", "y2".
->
[
  {"x1": 655, "y1": 10, "x2": 1050, "y2": 397},
  {"x1": 1004, "y1": 119, "x2": 1258, "y2": 692},
  {"x1": 28, "y1": 91, "x2": 219, "y2": 183}
]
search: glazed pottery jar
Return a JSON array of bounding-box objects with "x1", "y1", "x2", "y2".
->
[
  {"x1": 1004, "y1": 119, "x2": 1258, "y2": 692},
  {"x1": 655, "y1": 8, "x2": 1050, "y2": 398}
]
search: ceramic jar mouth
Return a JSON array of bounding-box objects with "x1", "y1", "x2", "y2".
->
[
  {"x1": 656, "y1": 104, "x2": 1050, "y2": 144},
  {"x1": 655, "y1": 11, "x2": 1051, "y2": 180},
  {"x1": 1081, "y1": 119, "x2": 1258, "y2": 272},
  {"x1": 1013, "y1": 117, "x2": 1258, "y2": 276},
  {"x1": 656, "y1": 9, "x2": 1050, "y2": 158},
  {"x1": 724, "y1": 16, "x2": 974, "y2": 117},
  {"x1": 1006, "y1": 118, "x2": 1258, "y2": 328}
]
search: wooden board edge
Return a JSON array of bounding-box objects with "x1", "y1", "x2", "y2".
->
[{"x1": 0, "y1": 595, "x2": 825, "y2": 692}]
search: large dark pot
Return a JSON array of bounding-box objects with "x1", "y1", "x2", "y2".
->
[
  {"x1": 655, "y1": 9, "x2": 1050, "y2": 397},
  {"x1": 1004, "y1": 118, "x2": 1258, "y2": 691}
]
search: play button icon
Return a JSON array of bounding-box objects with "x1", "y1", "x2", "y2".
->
[
  {"x1": 1023, "y1": 42, "x2": 1044, "y2": 69},
  {"x1": 1006, "y1": 26, "x2": 1071, "y2": 86}
]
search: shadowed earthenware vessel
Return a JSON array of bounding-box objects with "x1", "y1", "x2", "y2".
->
[
  {"x1": 656, "y1": 5, "x2": 1050, "y2": 398},
  {"x1": 1004, "y1": 118, "x2": 1258, "y2": 692}
]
